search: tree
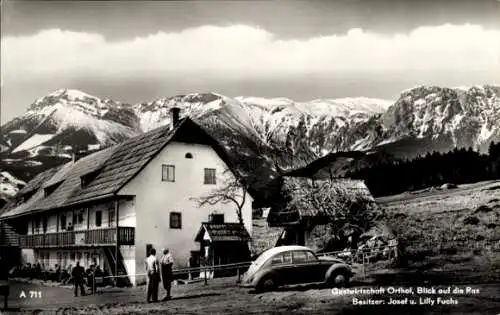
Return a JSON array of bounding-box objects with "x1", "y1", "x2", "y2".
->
[
  {"x1": 305, "y1": 180, "x2": 383, "y2": 238},
  {"x1": 192, "y1": 168, "x2": 248, "y2": 224},
  {"x1": 192, "y1": 160, "x2": 270, "y2": 225}
]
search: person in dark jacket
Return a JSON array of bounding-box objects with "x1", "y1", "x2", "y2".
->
[
  {"x1": 0, "y1": 255, "x2": 9, "y2": 310},
  {"x1": 54, "y1": 264, "x2": 61, "y2": 282},
  {"x1": 71, "y1": 261, "x2": 86, "y2": 297}
]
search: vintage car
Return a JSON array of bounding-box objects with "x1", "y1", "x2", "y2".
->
[{"x1": 240, "y1": 245, "x2": 354, "y2": 292}]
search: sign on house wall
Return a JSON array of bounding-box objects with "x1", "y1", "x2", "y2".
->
[{"x1": 75, "y1": 232, "x2": 85, "y2": 245}]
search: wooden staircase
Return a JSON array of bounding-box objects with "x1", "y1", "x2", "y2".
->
[{"x1": 103, "y1": 246, "x2": 131, "y2": 287}]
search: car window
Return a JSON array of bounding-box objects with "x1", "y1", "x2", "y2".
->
[
  {"x1": 270, "y1": 251, "x2": 293, "y2": 265},
  {"x1": 270, "y1": 253, "x2": 283, "y2": 265},
  {"x1": 306, "y1": 251, "x2": 317, "y2": 262},
  {"x1": 292, "y1": 251, "x2": 308, "y2": 264},
  {"x1": 283, "y1": 251, "x2": 292, "y2": 264}
]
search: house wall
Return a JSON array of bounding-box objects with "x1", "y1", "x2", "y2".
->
[
  {"x1": 304, "y1": 223, "x2": 336, "y2": 252},
  {"x1": 118, "y1": 141, "x2": 253, "y2": 284},
  {"x1": 120, "y1": 245, "x2": 136, "y2": 285}
]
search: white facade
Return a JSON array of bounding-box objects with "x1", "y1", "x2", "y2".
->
[
  {"x1": 20, "y1": 140, "x2": 252, "y2": 286},
  {"x1": 119, "y1": 141, "x2": 253, "y2": 284}
]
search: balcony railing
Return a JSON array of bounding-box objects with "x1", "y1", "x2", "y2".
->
[{"x1": 19, "y1": 227, "x2": 135, "y2": 248}]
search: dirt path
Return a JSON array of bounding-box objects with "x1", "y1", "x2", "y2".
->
[{"x1": 3, "y1": 276, "x2": 500, "y2": 314}]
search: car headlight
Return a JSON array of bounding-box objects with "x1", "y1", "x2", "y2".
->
[{"x1": 246, "y1": 275, "x2": 254, "y2": 283}]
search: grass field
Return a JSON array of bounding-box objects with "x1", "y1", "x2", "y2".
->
[{"x1": 377, "y1": 180, "x2": 500, "y2": 273}]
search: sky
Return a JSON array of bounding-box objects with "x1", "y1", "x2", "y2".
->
[{"x1": 1, "y1": 0, "x2": 500, "y2": 124}]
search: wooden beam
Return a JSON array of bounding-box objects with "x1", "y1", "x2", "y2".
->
[
  {"x1": 115, "y1": 199, "x2": 119, "y2": 277},
  {"x1": 87, "y1": 207, "x2": 90, "y2": 230}
]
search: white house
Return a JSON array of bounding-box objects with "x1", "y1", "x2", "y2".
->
[{"x1": 0, "y1": 109, "x2": 254, "y2": 286}]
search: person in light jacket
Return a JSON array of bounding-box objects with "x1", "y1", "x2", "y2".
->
[
  {"x1": 145, "y1": 248, "x2": 160, "y2": 303},
  {"x1": 160, "y1": 248, "x2": 174, "y2": 301}
]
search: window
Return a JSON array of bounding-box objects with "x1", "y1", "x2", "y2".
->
[
  {"x1": 95, "y1": 210, "x2": 102, "y2": 227},
  {"x1": 34, "y1": 217, "x2": 41, "y2": 234},
  {"x1": 42, "y1": 217, "x2": 48, "y2": 233},
  {"x1": 108, "y1": 208, "x2": 115, "y2": 227},
  {"x1": 44, "y1": 181, "x2": 62, "y2": 197},
  {"x1": 44, "y1": 251, "x2": 49, "y2": 267},
  {"x1": 271, "y1": 252, "x2": 292, "y2": 265},
  {"x1": 63, "y1": 252, "x2": 69, "y2": 266},
  {"x1": 57, "y1": 252, "x2": 62, "y2": 266},
  {"x1": 169, "y1": 212, "x2": 182, "y2": 229},
  {"x1": 60, "y1": 214, "x2": 67, "y2": 231},
  {"x1": 305, "y1": 252, "x2": 317, "y2": 262},
  {"x1": 23, "y1": 190, "x2": 35, "y2": 202},
  {"x1": 81, "y1": 169, "x2": 101, "y2": 188},
  {"x1": 185, "y1": 153, "x2": 193, "y2": 159},
  {"x1": 162, "y1": 165, "x2": 175, "y2": 182},
  {"x1": 204, "y1": 168, "x2": 216, "y2": 185},
  {"x1": 292, "y1": 251, "x2": 308, "y2": 264},
  {"x1": 70, "y1": 252, "x2": 76, "y2": 261},
  {"x1": 77, "y1": 211, "x2": 84, "y2": 224}
]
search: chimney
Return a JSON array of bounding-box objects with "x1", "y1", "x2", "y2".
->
[
  {"x1": 72, "y1": 149, "x2": 85, "y2": 163},
  {"x1": 170, "y1": 107, "x2": 181, "y2": 129}
]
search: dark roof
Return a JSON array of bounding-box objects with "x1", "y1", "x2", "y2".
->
[
  {"x1": 0, "y1": 221, "x2": 19, "y2": 247},
  {"x1": 18, "y1": 166, "x2": 63, "y2": 196},
  {"x1": 285, "y1": 151, "x2": 367, "y2": 179},
  {"x1": 250, "y1": 218, "x2": 283, "y2": 256},
  {"x1": 195, "y1": 222, "x2": 251, "y2": 242},
  {"x1": 1, "y1": 118, "x2": 245, "y2": 219},
  {"x1": 267, "y1": 176, "x2": 378, "y2": 225}
]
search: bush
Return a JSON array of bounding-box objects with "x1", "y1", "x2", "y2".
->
[
  {"x1": 474, "y1": 205, "x2": 492, "y2": 214},
  {"x1": 463, "y1": 215, "x2": 480, "y2": 225}
]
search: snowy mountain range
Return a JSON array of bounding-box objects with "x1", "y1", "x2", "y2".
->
[
  {"x1": 1, "y1": 85, "x2": 499, "y2": 189},
  {"x1": 0, "y1": 171, "x2": 26, "y2": 206}
]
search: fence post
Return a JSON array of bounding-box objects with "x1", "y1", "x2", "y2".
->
[
  {"x1": 204, "y1": 264, "x2": 207, "y2": 285},
  {"x1": 362, "y1": 253, "x2": 366, "y2": 277},
  {"x1": 92, "y1": 272, "x2": 96, "y2": 295}
]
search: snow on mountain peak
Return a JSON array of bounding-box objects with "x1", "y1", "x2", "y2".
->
[
  {"x1": 382, "y1": 84, "x2": 500, "y2": 151},
  {"x1": 48, "y1": 89, "x2": 96, "y2": 100}
]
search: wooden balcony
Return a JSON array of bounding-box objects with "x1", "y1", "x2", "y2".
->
[{"x1": 19, "y1": 227, "x2": 135, "y2": 248}]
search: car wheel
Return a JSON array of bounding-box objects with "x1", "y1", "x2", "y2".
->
[
  {"x1": 257, "y1": 277, "x2": 277, "y2": 292},
  {"x1": 328, "y1": 272, "x2": 350, "y2": 288}
]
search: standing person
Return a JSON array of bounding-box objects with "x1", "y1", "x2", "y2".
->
[
  {"x1": 71, "y1": 261, "x2": 85, "y2": 297},
  {"x1": 0, "y1": 255, "x2": 10, "y2": 310},
  {"x1": 160, "y1": 248, "x2": 174, "y2": 301},
  {"x1": 145, "y1": 248, "x2": 160, "y2": 303}
]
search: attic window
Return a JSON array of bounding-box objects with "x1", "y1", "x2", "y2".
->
[
  {"x1": 44, "y1": 181, "x2": 63, "y2": 197},
  {"x1": 22, "y1": 190, "x2": 36, "y2": 202},
  {"x1": 81, "y1": 169, "x2": 101, "y2": 188},
  {"x1": 185, "y1": 153, "x2": 193, "y2": 159}
]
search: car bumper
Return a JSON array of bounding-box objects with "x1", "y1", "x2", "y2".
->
[{"x1": 238, "y1": 282, "x2": 255, "y2": 288}]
